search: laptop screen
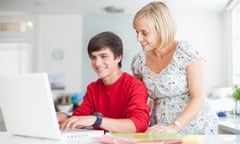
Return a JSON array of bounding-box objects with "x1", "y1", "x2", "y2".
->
[{"x1": 0, "y1": 73, "x2": 62, "y2": 139}]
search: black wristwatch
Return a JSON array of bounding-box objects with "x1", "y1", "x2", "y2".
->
[{"x1": 93, "y1": 112, "x2": 103, "y2": 127}]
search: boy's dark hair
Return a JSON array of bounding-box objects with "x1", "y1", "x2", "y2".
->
[{"x1": 87, "y1": 31, "x2": 123, "y2": 68}]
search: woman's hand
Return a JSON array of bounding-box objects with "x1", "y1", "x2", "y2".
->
[{"x1": 145, "y1": 124, "x2": 179, "y2": 133}]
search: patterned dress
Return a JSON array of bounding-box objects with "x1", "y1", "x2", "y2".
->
[{"x1": 131, "y1": 41, "x2": 218, "y2": 134}]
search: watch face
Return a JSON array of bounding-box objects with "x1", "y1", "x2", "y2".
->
[{"x1": 52, "y1": 49, "x2": 64, "y2": 60}]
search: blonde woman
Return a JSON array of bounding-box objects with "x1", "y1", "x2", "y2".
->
[{"x1": 131, "y1": 1, "x2": 218, "y2": 134}]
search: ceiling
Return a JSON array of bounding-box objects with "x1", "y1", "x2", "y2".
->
[{"x1": 0, "y1": 0, "x2": 231, "y2": 15}]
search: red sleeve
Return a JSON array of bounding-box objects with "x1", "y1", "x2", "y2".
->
[
  {"x1": 72, "y1": 85, "x2": 94, "y2": 116},
  {"x1": 125, "y1": 78, "x2": 150, "y2": 132}
]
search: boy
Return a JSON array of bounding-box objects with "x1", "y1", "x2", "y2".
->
[{"x1": 58, "y1": 31, "x2": 150, "y2": 133}]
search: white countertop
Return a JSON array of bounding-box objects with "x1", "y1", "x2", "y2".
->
[
  {"x1": 218, "y1": 114, "x2": 240, "y2": 134},
  {"x1": 1, "y1": 131, "x2": 240, "y2": 144}
]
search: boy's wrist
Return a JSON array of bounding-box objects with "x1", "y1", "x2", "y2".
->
[{"x1": 93, "y1": 112, "x2": 103, "y2": 127}]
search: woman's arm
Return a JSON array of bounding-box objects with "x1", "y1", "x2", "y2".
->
[
  {"x1": 171, "y1": 59, "x2": 205, "y2": 131},
  {"x1": 146, "y1": 59, "x2": 205, "y2": 133}
]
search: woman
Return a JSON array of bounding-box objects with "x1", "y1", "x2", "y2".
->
[{"x1": 131, "y1": 1, "x2": 218, "y2": 134}]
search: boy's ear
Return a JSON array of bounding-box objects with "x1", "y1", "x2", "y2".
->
[{"x1": 116, "y1": 55, "x2": 122, "y2": 62}]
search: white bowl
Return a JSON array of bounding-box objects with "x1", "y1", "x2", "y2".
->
[{"x1": 57, "y1": 104, "x2": 73, "y2": 113}]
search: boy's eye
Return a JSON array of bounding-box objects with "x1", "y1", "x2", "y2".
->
[
  {"x1": 101, "y1": 55, "x2": 108, "y2": 58},
  {"x1": 90, "y1": 56, "x2": 96, "y2": 60}
]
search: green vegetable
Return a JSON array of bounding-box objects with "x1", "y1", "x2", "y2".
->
[{"x1": 233, "y1": 85, "x2": 240, "y2": 101}]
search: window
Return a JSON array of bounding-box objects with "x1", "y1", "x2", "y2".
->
[
  {"x1": 0, "y1": 16, "x2": 34, "y2": 74},
  {"x1": 228, "y1": 1, "x2": 240, "y2": 86},
  {"x1": 233, "y1": 8, "x2": 240, "y2": 85},
  {"x1": 0, "y1": 21, "x2": 33, "y2": 32},
  {"x1": 0, "y1": 43, "x2": 31, "y2": 74}
]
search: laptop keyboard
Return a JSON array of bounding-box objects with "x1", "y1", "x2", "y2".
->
[{"x1": 61, "y1": 129, "x2": 104, "y2": 144}]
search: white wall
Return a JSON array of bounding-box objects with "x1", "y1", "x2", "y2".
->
[
  {"x1": 36, "y1": 15, "x2": 83, "y2": 94},
  {"x1": 81, "y1": 11, "x2": 229, "y2": 95},
  {"x1": 173, "y1": 10, "x2": 230, "y2": 95},
  {"x1": 0, "y1": 8, "x2": 230, "y2": 96},
  {"x1": 81, "y1": 14, "x2": 140, "y2": 92}
]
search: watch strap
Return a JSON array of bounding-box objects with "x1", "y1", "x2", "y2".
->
[{"x1": 93, "y1": 112, "x2": 103, "y2": 127}]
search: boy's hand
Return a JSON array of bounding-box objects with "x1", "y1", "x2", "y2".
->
[{"x1": 57, "y1": 113, "x2": 68, "y2": 126}]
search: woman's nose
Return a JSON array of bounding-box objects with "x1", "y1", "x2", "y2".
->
[{"x1": 137, "y1": 34, "x2": 143, "y2": 42}]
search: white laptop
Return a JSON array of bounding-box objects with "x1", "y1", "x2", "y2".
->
[{"x1": 0, "y1": 73, "x2": 104, "y2": 141}]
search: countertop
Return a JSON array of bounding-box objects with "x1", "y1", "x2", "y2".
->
[
  {"x1": 218, "y1": 114, "x2": 240, "y2": 134},
  {"x1": 1, "y1": 131, "x2": 240, "y2": 144}
]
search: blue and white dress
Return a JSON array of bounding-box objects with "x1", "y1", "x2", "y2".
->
[{"x1": 131, "y1": 41, "x2": 218, "y2": 134}]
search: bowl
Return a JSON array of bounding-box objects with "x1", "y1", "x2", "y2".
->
[{"x1": 56, "y1": 104, "x2": 73, "y2": 113}]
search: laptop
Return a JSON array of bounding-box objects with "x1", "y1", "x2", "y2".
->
[
  {"x1": 0, "y1": 73, "x2": 104, "y2": 141},
  {"x1": 0, "y1": 108, "x2": 6, "y2": 131}
]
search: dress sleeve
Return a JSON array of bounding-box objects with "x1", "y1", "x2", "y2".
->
[
  {"x1": 131, "y1": 52, "x2": 144, "y2": 79},
  {"x1": 178, "y1": 41, "x2": 203, "y2": 67}
]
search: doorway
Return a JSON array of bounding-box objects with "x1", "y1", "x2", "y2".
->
[{"x1": 0, "y1": 42, "x2": 32, "y2": 75}]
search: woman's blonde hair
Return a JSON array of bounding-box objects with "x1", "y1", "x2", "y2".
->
[{"x1": 133, "y1": 1, "x2": 176, "y2": 49}]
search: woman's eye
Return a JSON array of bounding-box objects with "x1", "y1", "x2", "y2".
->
[{"x1": 143, "y1": 32, "x2": 148, "y2": 36}]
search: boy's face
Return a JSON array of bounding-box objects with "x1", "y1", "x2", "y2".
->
[{"x1": 89, "y1": 47, "x2": 121, "y2": 79}]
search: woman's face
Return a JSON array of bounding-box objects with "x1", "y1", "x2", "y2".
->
[{"x1": 134, "y1": 18, "x2": 161, "y2": 51}]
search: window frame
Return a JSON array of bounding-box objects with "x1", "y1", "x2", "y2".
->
[{"x1": 227, "y1": 0, "x2": 240, "y2": 86}]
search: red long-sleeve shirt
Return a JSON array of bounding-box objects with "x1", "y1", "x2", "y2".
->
[{"x1": 73, "y1": 72, "x2": 150, "y2": 132}]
